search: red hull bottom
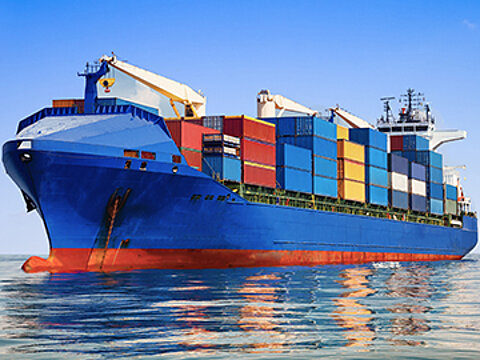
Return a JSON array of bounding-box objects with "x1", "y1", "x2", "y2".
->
[{"x1": 22, "y1": 248, "x2": 463, "y2": 273}]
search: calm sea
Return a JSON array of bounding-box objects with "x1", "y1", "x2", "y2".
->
[{"x1": 1, "y1": 255, "x2": 479, "y2": 359}]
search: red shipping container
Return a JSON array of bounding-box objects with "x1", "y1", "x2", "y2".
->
[
  {"x1": 240, "y1": 138, "x2": 275, "y2": 166},
  {"x1": 242, "y1": 161, "x2": 276, "y2": 188},
  {"x1": 180, "y1": 148, "x2": 202, "y2": 170},
  {"x1": 224, "y1": 115, "x2": 275, "y2": 144},
  {"x1": 166, "y1": 120, "x2": 219, "y2": 151},
  {"x1": 390, "y1": 135, "x2": 403, "y2": 151}
]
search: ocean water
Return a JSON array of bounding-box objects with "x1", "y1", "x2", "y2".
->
[{"x1": 0, "y1": 255, "x2": 480, "y2": 359}]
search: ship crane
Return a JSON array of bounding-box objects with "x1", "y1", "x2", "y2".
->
[
  {"x1": 257, "y1": 90, "x2": 318, "y2": 117},
  {"x1": 330, "y1": 107, "x2": 375, "y2": 129},
  {"x1": 100, "y1": 55, "x2": 206, "y2": 118}
]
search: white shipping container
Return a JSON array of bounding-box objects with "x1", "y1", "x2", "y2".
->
[
  {"x1": 409, "y1": 179, "x2": 426, "y2": 196},
  {"x1": 389, "y1": 172, "x2": 408, "y2": 192}
]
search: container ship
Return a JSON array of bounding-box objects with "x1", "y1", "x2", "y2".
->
[{"x1": 2, "y1": 55, "x2": 477, "y2": 273}]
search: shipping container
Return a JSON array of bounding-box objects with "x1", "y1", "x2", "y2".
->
[
  {"x1": 403, "y1": 135, "x2": 429, "y2": 151},
  {"x1": 428, "y1": 166, "x2": 443, "y2": 184},
  {"x1": 349, "y1": 128, "x2": 388, "y2": 151},
  {"x1": 337, "y1": 140, "x2": 365, "y2": 163},
  {"x1": 167, "y1": 120, "x2": 220, "y2": 151},
  {"x1": 296, "y1": 135, "x2": 337, "y2": 159},
  {"x1": 180, "y1": 148, "x2": 202, "y2": 170},
  {"x1": 388, "y1": 153, "x2": 409, "y2": 175},
  {"x1": 415, "y1": 151, "x2": 443, "y2": 169},
  {"x1": 313, "y1": 156, "x2": 337, "y2": 178},
  {"x1": 444, "y1": 199, "x2": 457, "y2": 215},
  {"x1": 296, "y1": 116, "x2": 337, "y2": 139},
  {"x1": 389, "y1": 190, "x2": 409, "y2": 210},
  {"x1": 389, "y1": 172, "x2": 409, "y2": 192},
  {"x1": 276, "y1": 144, "x2": 312, "y2": 171},
  {"x1": 202, "y1": 155, "x2": 241, "y2": 182},
  {"x1": 410, "y1": 162, "x2": 427, "y2": 182},
  {"x1": 429, "y1": 198, "x2": 444, "y2": 215},
  {"x1": 365, "y1": 147, "x2": 388, "y2": 169},
  {"x1": 390, "y1": 135, "x2": 403, "y2": 151},
  {"x1": 224, "y1": 115, "x2": 276, "y2": 144},
  {"x1": 242, "y1": 161, "x2": 276, "y2": 188},
  {"x1": 313, "y1": 175, "x2": 338, "y2": 198},
  {"x1": 277, "y1": 136, "x2": 296, "y2": 146},
  {"x1": 203, "y1": 146, "x2": 239, "y2": 157},
  {"x1": 445, "y1": 184, "x2": 458, "y2": 201},
  {"x1": 366, "y1": 185, "x2": 388, "y2": 206},
  {"x1": 338, "y1": 159, "x2": 365, "y2": 182},
  {"x1": 410, "y1": 194, "x2": 427, "y2": 212},
  {"x1": 427, "y1": 182, "x2": 444, "y2": 200},
  {"x1": 277, "y1": 167, "x2": 313, "y2": 193},
  {"x1": 409, "y1": 179, "x2": 427, "y2": 197},
  {"x1": 337, "y1": 125, "x2": 349, "y2": 140},
  {"x1": 399, "y1": 150, "x2": 416, "y2": 163},
  {"x1": 52, "y1": 99, "x2": 85, "y2": 113},
  {"x1": 203, "y1": 133, "x2": 240, "y2": 147},
  {"x1": 338, "y1": 179, "x2": 366, "y2": 202},
  {"x1": 241, "y1": 138, "x2": 275, "y2": 166},
  {"x1": 366, "y1": 166, "x2": 388, "y2": 187},
  {"x1": 202, "y1": 115, "x2": 224, "y2": 131}
]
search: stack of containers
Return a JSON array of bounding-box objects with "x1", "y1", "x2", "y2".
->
[
  {"x1": 295, "y1": 117, "x2": 338, "y2": 197},
  {"x1": 267, "y1": 116, "x2": 338, "y2": 197},
  {"x1": 223, "y1": 115, "x2": 276, "y2": 188},
  {"x1": 388, "y1": 154, "x2": 409, "y2": 209},
  {"x1": 444, "y1": 183, "x2": 458, "y2": 215},
  {"x1": 202, "y1": 134, "x2": 241, "y2": 182},
  {"x1": 409, "y1": 162, "x2": 427, "y2": 212},
  {"x1": 415, "y1": 150, "x2": 444, "y2": 214},
  {"x1": 337, "y1": 140, "x2": 366, "y2": 202},
  {"x1": 202, "y1": 115, "x2": 224, "y2": 132},
  {"x1": 166, "y1": 120, "x2": 220, "y2": 170},
  {"x1": 349, "y1": 129, "x2": 389, "y2": 206},
  {"x1": 276, "y1": 144, "x2": 312, "y2": 193}
]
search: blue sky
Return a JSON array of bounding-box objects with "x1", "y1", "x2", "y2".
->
[{"x1": 0, "y1": 0, "x2": 479, "y2": 254}]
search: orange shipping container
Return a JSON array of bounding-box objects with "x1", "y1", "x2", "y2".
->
[
  {"x1": 180, "y1": 148, "x2": 202, "y2": 170},
  {"x1": 337, "y1": 139, "x2": 365, "y2": 163},
  {"x1": 338, "y1": 179, "x2": 365, "y2": 202},
  {"x1": 337, "y1": 159, "x2": 365, "y2": 182},
  {"x1": 242, "y1": 161, "x2": 276, "y2": 188},
  {"x1": 52, "y1": 99, "x2": 84, "y2": 113},
  {"x1": 240, "y1": 138, "x2": 275, "y2": 166},
  {"x1": 166, "y1": 121, "x2": 220, "y2": 151},
  {"x1": 224, "y1": 115, "x2": 275, "y2": 144}
]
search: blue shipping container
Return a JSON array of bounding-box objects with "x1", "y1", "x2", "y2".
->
[
  {"x1": 277, "y1": 136, "x2": 296, "y2": 146},
  {"x1": 415, "y1": 151, "x2": 443, "y2": 169},
  {"x1": 410, "y1": 194, "x2": 427, "y2": 212},
  {"x1": 398, "y1": 150, "x2": 416, "y2": 163},
  {"x1": 349, "y1": 128, "x2": 388, "y2": 151},
  {"x1": 296, "y1": 135, "x2": 337, "y2": 159},
  {"x1": 429, "y1": 198, "x2": 444, "y2": 215},
  {"x1": 276, "y1": 117, "x2": 296, "y2": 137},
  {"x1": 202, "y1": 155, "x2": 241, "y2": 182},
  {"x1": 365, "y1": 147, "x2": 388, "y2": 169},
  {"x1": 403, "y1": 135, "x2": 429, "y2": 151},
  {"x1": 427, "y1": 182, "x2": 444, "y2": 200},
  {"x1": 296, "y1": 116, "x2": 337, "y2": 139},
  {"x1": 313, "y1": 156, "x2": 337, "y2": 178},
  {"x1": 366, "y1": 166, "x2": 388, "y2": 187},
  {"x1": 445, "y1": 184, "x2": 457, "y2": 201},
  {"x1": 410, "y1": 162, "x2": 427, "y2": 181},
  {"x1": 313, "y1": 175, "x2": 338, "y2": 198},
  {"x1": 428, "y1": 166, "x2": 443, "y2": 184},
  {"x1": 277, "y1": 167, "x2": 312, "y2": 193},
  {"x1": 389, "y1": 190, "x2": 409, "y2": 209},
  {"x1": 276, "y1": 144, "x2": 312, "y2": 171},
  {"x1": 366, "y1": 185, "x2": 389, "y2": 206},
  {"x1": 388, "y1": 153, "x2": 409, "y2": 175}
]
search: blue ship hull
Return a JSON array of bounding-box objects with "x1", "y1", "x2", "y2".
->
[{"x1": 2, "y1": 106, "x2": 477, "y2": 273}]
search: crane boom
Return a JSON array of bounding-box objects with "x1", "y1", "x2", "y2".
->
[
  {"x1": 331, "y1": 107, "x2": 374, "y2": 129},
  {"x1": 100, "y1": 55, "x2": 206, "y2": 117},
  {"x1": 257, "y1": 90, "x2": 318, "y2": 118}
]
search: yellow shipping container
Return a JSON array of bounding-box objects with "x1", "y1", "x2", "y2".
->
[
  {"x1": 337, "y1": 125, "x2": 349, "y2": 140},
  {"x1": 338, "y1": 159, "x2": 365, "y2": 182},
  {"x1": 338, "y1": 179, "x2": 366, "y2": 202},
  {"x1": 337, "y1": 140, "x2": 365, "y2": 163}
]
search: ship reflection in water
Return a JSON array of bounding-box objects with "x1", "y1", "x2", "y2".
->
[{"x1": 1, "y1": 255, "x2": 480, "y2": 359}]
